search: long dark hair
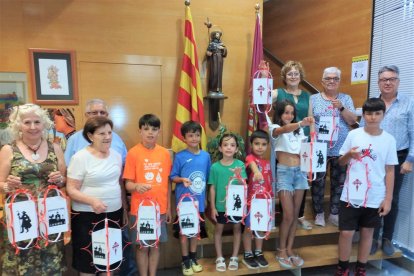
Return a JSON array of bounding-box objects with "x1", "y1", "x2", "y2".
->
[{"x1": 273, "y1": 100, "x2": 300, "y2": 135}]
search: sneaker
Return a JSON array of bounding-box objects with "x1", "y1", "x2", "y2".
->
[
  {"x1": 328, "y1": 214, "x2": 339, "y2": 227},
  {"x1": 354, "y1": 266, "x2": 366, "y2": 276},
  {"x1": 334, "y1": 265, "x2": 350, "y2": 276},
  {"x1": 254, "y1": 252, "x2": 269, "y2": 268},
  {"x1": 370, "y1": 239, "x2": 379, "y2": 255},
  {"x1": 382, "y1": 238, "x2": 395, "y2": 256},
  {"x1": 298, "y1": 217, "x2": 313, "y2": 230},
  {"x1": 242, "y1": 254, "x2": 259, "y2": 269},
  {"x1": 314, "y1": 212, "x2": 325, "y2": 227},
  {"x1": 191, "y1": 259, "x2": 203, "y2": 273},
  {"x1": 182, "y1": 261, "x2": 194, "y2": 276}
]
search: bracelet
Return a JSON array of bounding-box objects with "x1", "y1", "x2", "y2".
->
[
  {"x1": 3, "y1": 182, "x2": 13, "y2": 193},
  {"x1": 3, "y1": 182, "x2": 8, "y2": 193},
  {"x1": 298, "y1": 121, "x2": 302, "y2": 128}
]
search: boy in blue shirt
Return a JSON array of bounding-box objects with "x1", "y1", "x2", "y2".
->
[{"x1": 170, "y1": 121, "x2": 211, "y2": 276}]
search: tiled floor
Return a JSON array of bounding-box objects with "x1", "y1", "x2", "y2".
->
[{"x1": 157, "y1": 258, "x2": 414, "y2": 276}]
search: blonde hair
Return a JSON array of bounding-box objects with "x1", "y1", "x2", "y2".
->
[
  {"x1": 280, "y1": 60, "x2": 306, "y2": 85},
  {"x1": 7, "y1": 104, "x2": 54, "y2": 140}
]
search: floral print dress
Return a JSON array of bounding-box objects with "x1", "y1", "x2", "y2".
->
[{"x1": 1, "y1": 142, "x2": 66, "y2": 276}]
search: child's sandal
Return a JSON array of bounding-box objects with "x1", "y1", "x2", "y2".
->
[
  {"x1": 228, "y1": 256, "x2": 239, "y2": 271},
  {"x1": 289, "y1": 255, "x2": 304, "y2": 267},
  {"x1": 215, "y1": 257, "x2": 226, "y2": 272},
  {"x1": 276, "y1": 248, "x2": 293, "y2": 269}
]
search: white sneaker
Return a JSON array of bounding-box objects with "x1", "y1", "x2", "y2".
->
[
  {"x1": 328, "y1": 214, "x2": 339, "y2": 227},
  {"x1": 314, "y1": 213, "x2": 325, "y2": 227}
]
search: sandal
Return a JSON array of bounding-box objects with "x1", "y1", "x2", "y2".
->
[
  {"x1": 228, "y1": 256, "x2": 239, "y2": 271},
  {"x1": 276, "y1": 249, "x2": 293, "y2": 269},
  {"x1": 298, "y1": 217, "x2": 313, "y2": 230},
  {"x1": 215, "y1": 257, "x2": 226, "y2": 272},
  {"x1": 289, "y1": 255, "x2": 304, "y2": 267}
]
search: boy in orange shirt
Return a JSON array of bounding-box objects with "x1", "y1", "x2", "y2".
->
[{"x1": 124, "y1": 114, "x2": 172, "y2": 276}]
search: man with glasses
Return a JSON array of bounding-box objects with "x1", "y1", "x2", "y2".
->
[
  {"x1": 64, "y1": 98, "x2": 127, "y2": 165},
  {"x1": 361, "y1": 65, "x2": 414, "y2": 256}
]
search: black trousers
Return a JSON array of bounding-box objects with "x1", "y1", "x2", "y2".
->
[{"x1": 373, "y1": 149, "x2": 408, "y2": 241}]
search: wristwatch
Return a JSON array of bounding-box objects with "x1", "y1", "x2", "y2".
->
[{"x1": 339, "y1": 106, "x2": 345, "y2": 112}]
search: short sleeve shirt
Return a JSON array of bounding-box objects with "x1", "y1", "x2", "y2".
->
[
  {"x1": 339, "y1": 128, "x2": 398, "y2": 208},
  {"x1": 208, "y1": 159, "x2": 247, "y2": 212},
  {"x1": 123, "y1": 144, "x2": 172, "y2": 215},
  {"x1": 311, "y1": 93, "x2": 355, "y2": 156},
  {"x1": 245, "y1": 154, "x2": 273, "y2": 201},
  {"x1": 170, "y1": 149, "x2": 211, "y2": 212}
]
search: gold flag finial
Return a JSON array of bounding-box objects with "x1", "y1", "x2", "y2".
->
[{"x1": 255, "y1": 3, "x2": 260, "y2": 13}]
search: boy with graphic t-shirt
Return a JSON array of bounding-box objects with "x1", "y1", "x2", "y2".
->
[
  {"x1": 242, "y1": 130, "x2": 273, "y2": 269},
  {"x1": 336, "y1": 98, "x2": 398, "y2": 276},
  {"x1": 123, "y1": 114, "x2": 172, "y2": 276},
  {"x1": 170, "y1": 121, "x2": 211, "y2": 276}
]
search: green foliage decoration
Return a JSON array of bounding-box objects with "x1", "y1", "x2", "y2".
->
[{"x1": 206, "y1": 115, "x2": 245, "y2": 163}]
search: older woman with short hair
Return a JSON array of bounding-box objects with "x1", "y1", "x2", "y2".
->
[
  {"x1": 0, "y1": 103, "x2": 66, "y2": 275},
  {"x1": 311, "y1": 67, "x2": 357, "y2": 227},
  {"x1": 67, "y1": 116, "x2": 126, "y2": 275}
]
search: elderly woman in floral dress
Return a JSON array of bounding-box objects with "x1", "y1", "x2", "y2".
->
[{"x1": 0, "y1": 104, "x2": 66, "y2": 276}]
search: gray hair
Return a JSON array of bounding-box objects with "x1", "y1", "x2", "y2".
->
[
  {"x1": 7, "y1": 104, "x2": 53, "y2": 140},
  {"x1": 85, "y1": 99, "x2": 108, "y2": 112},
  {"x1": 322, "y1": 67, "x2": 341, "y2": 79},
  {"x1": 378, "y1": 65, "x2": 399, "y2": 77}
]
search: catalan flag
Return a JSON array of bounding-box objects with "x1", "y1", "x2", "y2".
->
[
  {"x1": 171, "y1": 4, "x2": 207, "y2": 153},
  {"x1": 246, "y1": 11, "x2": 264, "y2": 153}
]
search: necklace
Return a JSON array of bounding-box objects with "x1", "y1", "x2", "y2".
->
[
  {"x1": 21, "y1": 139, "x2": 43, "y2": 161},
  {"x1": 322, "y1": 92, "x2": 337, "y2": 101},
  {"x1": 285, "y1": 88, "x2": 301, "y2": 96}
]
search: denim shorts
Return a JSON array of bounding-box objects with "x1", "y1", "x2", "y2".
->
[{"x1": 276, "y1": 164, "x2": 309, "y2": 192}]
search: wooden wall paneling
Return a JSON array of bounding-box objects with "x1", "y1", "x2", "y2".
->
[
  {"x1": 263, "y1": 0, "x2": 373, "y2": 108},
  {"x1": 1, "y1": 0, "x2": 262, "y2": 150},
  {"x1": 78, "y1": 61, "x2": 162, "y2": 150}
]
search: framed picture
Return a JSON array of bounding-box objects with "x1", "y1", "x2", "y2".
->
[
  {"x1": 29, "y1": 49, "x2": 78, "y2": 105},
  {"x1": 0, "y1": 72, "x2": 28, "y2": 129}
]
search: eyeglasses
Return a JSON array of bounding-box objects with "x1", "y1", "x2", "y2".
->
[
  {"x1": 323, "y1": 77, "x2": 340, "y2": 82},
  {"x1": 379, "y1": 77, "x2": 399, "y2": 83},
  {"x1": 86, "y1": 111, "x2": 108, "y2": 116},
  {"x1": 286, "y1": 72, "x2": 300, "y2": 77}
]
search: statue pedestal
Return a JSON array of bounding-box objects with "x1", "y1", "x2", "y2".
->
[{"x1": 204, "y1": 92, "x2": 228, "y2": 130}]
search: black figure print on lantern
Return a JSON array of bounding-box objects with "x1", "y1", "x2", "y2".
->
[
  {"x1": 18, "y1": 211, "x2": 32, "y2": 233},
  {"x1": 233, "y1": 194, "x2": 242, "y2": 211}
]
